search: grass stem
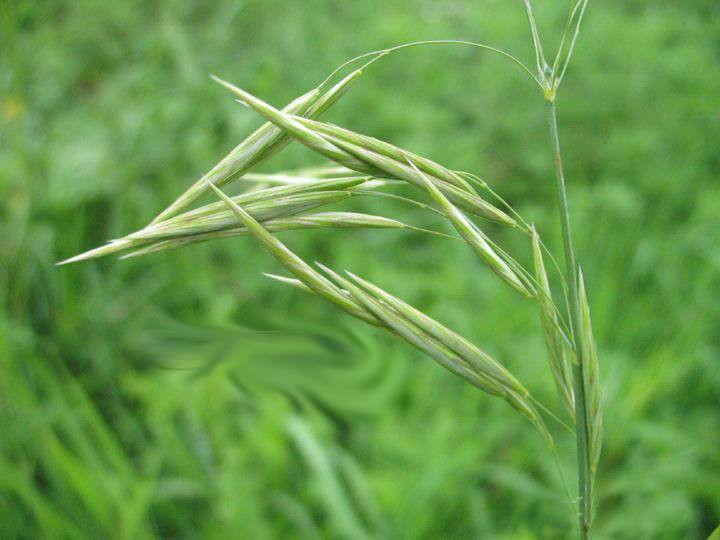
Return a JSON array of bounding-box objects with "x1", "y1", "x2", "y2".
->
[{"x1": 547, "y1": 99, "x2": 592, "y2": 539}]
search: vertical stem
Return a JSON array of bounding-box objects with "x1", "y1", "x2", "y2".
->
[{"x1": 547, "y1": 100, "x2": 591, "y2": 539}]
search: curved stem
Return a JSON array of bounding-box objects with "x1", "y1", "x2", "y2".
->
[
  {"x1": 320, "y1": 40, "x2": 542, "y2": 90},
  {"x1": 547, "y1": 100, "x2": 592, "y2": 539}
]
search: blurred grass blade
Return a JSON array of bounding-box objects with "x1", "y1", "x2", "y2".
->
[
  {"x1": 333, "y1": 448, "x2": 384, "y2": 532},
  {"x1": 286, "y1": 417, "x2": 373, "y2": 540},
  {"x1": 532, "y1": 227, "x2": 575, "y2": 418},
  {"x1": 270, "y1": 494, "x2": 322, "y2": 540}
]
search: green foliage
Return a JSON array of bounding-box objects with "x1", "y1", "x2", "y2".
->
[{"x1": 1, "y1": 0, "x2": 719, "y2": 538}]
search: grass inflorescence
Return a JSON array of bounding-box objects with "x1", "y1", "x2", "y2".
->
[{"x1": 61, "y1": 2, "x2": 601, "y2": 537}]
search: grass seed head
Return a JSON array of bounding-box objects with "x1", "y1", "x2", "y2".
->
[
  {"x1": 131, "y1": 191, "x2": 354, "y2": 241},
  {"x1": 211, "y1": 76, "x2": 373, "y2": 172},
  {"x1": 578, "y1": 269, "x2": 602, "y2": 520},
  {"x1": 318, "y1": 264, "x2": 507, "y2": 397},
  {"x1": 306, "y1": 66, "x2": 365, "y2": 117},
  {"x1": 147, "y1": 176, "x2": 371, "y2": 229},
  {"x1": 151, "y1": 65, "x2": 372, "y2": 226},
  {"x1": 319, "y1": 267, "x2": 552, "y2": 444},
  {"x1": 410, "y1": 162, "x2": 530, "y2": 296},
  {"x1": 150, "y1": 87, "x2": 320, "y2": 225},
  {"x1": 120, "y1": 212, "x2": 426, "y2": 259},
  {"x1": 211, "y1": 83, "x2": 516, "y2": 227},
  {"x1": 346, "y1": 270, "x2": 528, "y2": 396},
  {"x1": 532, "y1": 227, "x2": 575, "y2": 418},
  {"x1": 318, "y1": 134, "x2": 517, "y2": 227},
  {"x1": 262, "y1": 273, "x2": 312, "y2": 292},
  {"x1": 209, "y1": 182, "x2": 377, "y2": 324},
  {"x1": 294, "y1": 116, "x2": 474, "y2": 193}
]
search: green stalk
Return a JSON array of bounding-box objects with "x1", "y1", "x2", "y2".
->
[{"x1": 547, "y1": 99, "x2": 591, "y2": 539}]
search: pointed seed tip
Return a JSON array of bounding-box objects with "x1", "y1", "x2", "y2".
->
[
  {"x1": 56, "y1": 254, "x2": 87, "y2": 266},
  {"x1": 210, "y1": 75, "x2": 244, "y2": 95}
]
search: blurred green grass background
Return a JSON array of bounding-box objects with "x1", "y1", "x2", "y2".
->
[{"x1": 1, "y1": 1, "x2": 719, "y2": 538}]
